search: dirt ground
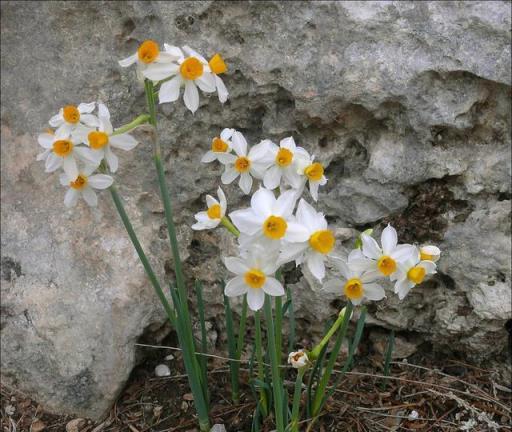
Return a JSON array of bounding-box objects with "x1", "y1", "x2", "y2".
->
[{"x1": 2, "y1": 337, "x2": 511, "y2": 432}]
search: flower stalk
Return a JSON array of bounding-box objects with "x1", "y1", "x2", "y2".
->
[{"x1": 111, "y1": 114, "x2": 151, "y2": 136}]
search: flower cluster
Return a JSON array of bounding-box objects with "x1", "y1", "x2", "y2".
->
[
  {"x1": 194, "y1": 130, "x2": 441, "y2": 311},
  {"x1": 36, "y1": 101, "x2": 140, "y2": 207},
  {"x1": 120, "y1": 41, "x2": 228, "y2": 113}
]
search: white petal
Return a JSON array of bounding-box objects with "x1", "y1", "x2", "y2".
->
[
  {"x1": 419, "y1": 260, "x2": 437, "y2": 274},
  {"x1": 247, "y1": 288, "x2": 265, "y2": 311},
  {"x1": 182, "y1": 45, "x2": 208, "y2": 64},
  {"x1": 278, "y1": 242, "x2": 308, "y2": 265},
  {"x1": 80, "y1": 114, "x2": 99, "y2": 127},
  {"x1": 307, "y1": 253, "x2": 326, "y2": 281},
  {"x1": 191, "y1": 219, "x2": 219, "y2": 230},
  {"x1": 229, "y1": 209, "x2": 262, "y2": 235},
  {"x1": 249, "y1": 140, "x2": 275, "y2": 164},
  {"x1": 218, "y1": 153, "x2": 236, "y2": 164},
  {"x1": 163, "y1": 44, "x2": 184, "y2": 59},
  {"x1": 225, "y1": 276, "x2": 248, "y2": 297},
  {"x1": 201, "y1": 151, "x2": 217, "y2": 163},
  {"x1": 263, "y1": 165, "x2": 282, "y2": 190},
  {"x1": 82, "y1": 186, "x2": 98, "y2": 206},
  {"x1": 118, "y1": 53, "x2": 138, "y2": 67},
  {"x1": 206, "y1": 194, "x2": 218, "y2": 208},
  {"x1": 360, "y1": 269, "x2": 382, "y2": 283},
  {"x1": 280, "y1": 136, "x2": 296, "y2": 151},
  {"x1": 49, "y1": 113, "x2": 63, "y2": 127},
  {"x1": 395, "y1": 279, "x2": 414, "y2": 300},
  {"x1": 37, "y1": 149, "x2": 51, "y2": 161},
  {"x1": 62, "y1": 156, "x2": 78, "y2": 180},
  {"x1": 220, "y1": 128, "x2": 234, "y2": 141},
  {"x1": 156, "y1": 51, "x2": 181, "y2": 63},
  {"x1": 98, "y1": 102, "x2": 110, "y2": 120},
  {"x1": 239, "y1": 172, "x2": 253, "y2": 195},
  {"x1": 224, "y1": 257, "x2": 249, "y2": 275},
  {"x1": 274, "y1": 189, "x2": 298, "y2": 218},
  {"x1": 215, "y1": 75, "x2": 229, "y2": 103},
  {"x1": 105, "y1": 146, "x2": 119, "y2": 173},
  {"x1": 231, "y1": 131, "x2": 248, "y2": 156},
  {"x1": 88, "y1": 174, "x2": 113, "y2": 190},
  {"x1": 183, "y1": 81, "x2": 199, "y2": 113},
  {"x1": 391, "y1": 244, "x2": 418, "y2": 263},
  {"x1": 361, "y1": 233, "x2": 382, "y2": 260},
  {"x1": 45, "y1": 152, "x2": 62, "y2": 172},
  {"x1": 381, "y1": 224, "x2": 398, "y2": 255},
  {"x1": 77, "y1": 102, "x2": 96, "y2": 114},
  {"x1": 99, "y1": 116, "x2": 114, "y2": 135},
  {"x1": 263, "y1": 277, "x2": 285, "y2": 296},
  {"x1": 323, "y1": 279, "x2": 342, "y2": 294},
  {"x1": 363, "y1": 283, "x2": 386, "y2": 301},
  {"x1": 330, "y1": 257, "x2": 351, "y2": 279},
  {"x1": 159, "y1": 75, "x2": 182, "y2": 103},
  {"x1": 109, "y1": 134, "x2": 138, "y2": 151},
  {"x1": 195, "y1": 73, "x2": 216, "y2": 93},
  {"x1": 309, "y1": 181, "x2": 320, "y2": 201},
  {"x1": 64, "y1": 189, "x2": 78, "y2": 207},
  {"x1": 74, "y1": 146, "x2": 101, "y2": 166},
  {"x1": 218, "y1": 187, "x2": 227, "y2": 215},
  {"x1": 38, "y1": 133, "x2": 54, "y2": 149},
  {"x1": 348, "y1": 257, "x2": 375, "y2": 273},
  {"x1": 250, "y1": 188, "x2": 275, "y2": 218},
  {"x1": 143, "y1": 63, "x2": 179, "y2": 81},
  {"x1": 295, "y1": 199, "x2": 318, "y2": 231},
  {"x1": 221, "y1": 166, "x2": 239, "y2": 184},
  {"x1": 285, "y1": 222, "x2": 310, "y2": 243}
]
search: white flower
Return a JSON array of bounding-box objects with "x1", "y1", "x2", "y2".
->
[
  {"x1": 278, "y1": 199, "x2": 335, "y2": 281},
  {"x1": 229, "y1": 188, "x2": 309, "y2": 245},
  {"x1": 288, "y1": 350, "x2": 309, "y2": 369},
  {"x1": 324, "y1": 251, "x2": 386, "y2": 305},
  {"x1": 419, "y1": 245, "x2": 441, "y2": 262},
  {"x1": 37, "y1": 132, "x2": 97, "y2": 181},
  {"x1": 354, "y1": 225, "x2": 417, "y2": 281},
  {"x1": 201, "y1": 128, "x2": 235, "y2": 164},
  {"x1": 393, "y1": 248, "x2": 437, "y2": 300},
  {"x1": 59, "y1": 165, "x2": 113, "y2": 207},
  {"x1": 208, "y1": 53, "x2": 229, "y2": 103},
  {"x1": 87, "y1": 103, "x2": 139, "y2": 172},
  {"x1": 48, "y1": 102, "x2": 99, "y2": 143},
  {"x1": 144, "y1": 45, "x2": 218, "y2": 113},
  {"x1": 118, "y1": 39, "x2": 179, "y2": 81},
  {"x1": 223, "y1": 246, "x2": 284, "y2": 311},
  {"x1": 220, "y1": 132, "x2": 274, "y2": 195},
  {"x1": 191, "y1": 187, "x2": 227, "y2": 230},
  {"x1": 295, "y1": 150, "x2": 327, "y2": 202},
  {"x1": 263, "y1": 137, "x2": 308, "y2": 190}
]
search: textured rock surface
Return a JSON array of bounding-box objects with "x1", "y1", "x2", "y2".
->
[{"x1": 1, "y1": 0, "x2": 511, "y2": 420}]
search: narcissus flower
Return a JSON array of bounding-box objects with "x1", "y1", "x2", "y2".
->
[
  {"x1": 59, "y1": 165, "x2": 113, "y2": 207},
  {"x1": 201, "y1": 128, "x2": 235, "y2": 164},
  {"x1": 208, "y1": 53, "x2": 229, "y2": 103},
  {"x1": 220, "y1": 132, "x2": 274, "y2": 195},
  {"x1": 223, "y1": 246, "x2": 284, "y2": 311},
  {"x1": 88, "y1": 103, "x2": 139, "y2": 172},
  {"x1": 278, "y1": 199, "x2": 335, "y2": 281},
  {"x1": 355, "y1": 225, "x2": 417, "y2": 280},
  {"x1": 191, "y1": 187, "x2": 227, "y2": 230},
  {"x1": 263, "y1": 137, "x2": 308, "y2": 190},
  {"x1": 119, "y1": 39, "x2": 179, "y2": 81},
  {"x1": 419, "y1": 245, "x2": 441, "y2": 262},
  {"x1": 144, "y1": 45, "x2": 218, "y2": 113},
  {"x1": 324, "y1": 252, "x2": 385, "y2": 305},
  {"x1": 393, "y1": 249, "x2": 437, "y2": 300},
  {"x1": 48, "y1": 102, "x2": 99, "y2": 143},
  {"x1": 295, "y1": 151, "x2": 327, "y2": 202},
  {"x1": 37, "y1": 133, "x2": 97, "y2": 181},
  {"x1": 230, "y1": 188, "x2": 309, "y2": 244},
  {"x1": 288, "y1": 350, "x2": 309, "y2": 369}
]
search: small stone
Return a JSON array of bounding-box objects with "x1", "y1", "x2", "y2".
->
[
  {"x1": 181, "y1": 401, "x2": 189, "y2": 411},
  {"x1": 5, "y1": 404, "x2": 15, "y2": 416},
  {"x1": 210, "y1": 425, "x2": 227, "y2": 432},
  {"x1": 66, "y1": 418, "x2": 86, "y2": 432},
  {"x1": 31, "y1": 419, "x2": 46, "y2": 432},
  {"x1": 153, "y1": 405, "x2": 163, "y2": 417},
  {"x1": 183, "y1": 393, "x2": 194, "y2": 401},
  {"x1": 164, "y1": 354, "x2": 175, "y2": 361},
  {"x1": 154, "y1": 364, "x2": 171, "y2": 377},
  {"x1": 408, "y1": 410, "x2": 419, "y2": 421}
]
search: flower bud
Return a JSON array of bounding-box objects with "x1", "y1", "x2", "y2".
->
[
  {"x1": 419, "y1": 245, "x2": 441, "y2": 262},
  {"x1": 288, "y1": 350, "x2": 309, "y2": 369}
]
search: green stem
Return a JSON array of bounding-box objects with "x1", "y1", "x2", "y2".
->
[
  {"x1": 221, "y1": 216, "x2": 240, "y2": 237},
  {"x1": 109, "y1": 185, "x2": 175, "y2": 325},
  {"x1": 309, "y1": 306, "x2": 350, "y2": 360},
  {"x1": 290, "y1": 368, "x2": 306, "y2": 432},
  {"x1": 111, "y1": 114, "x2": 151, "y2": 136},
  {"x1": 263, "y1": 295, "x2": 285, "y2": 432},
  {"x1": 254, "y1": 311, "x2": 268, "y2": 417}
]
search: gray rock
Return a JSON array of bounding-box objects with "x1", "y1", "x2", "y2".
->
[{"x1": 1, "y1": 0, "x2": 510, "y2": 421}]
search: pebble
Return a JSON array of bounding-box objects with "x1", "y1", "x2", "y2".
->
[{"x1": 154, "y1": 364, "x2": 171, "y2": 377}]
